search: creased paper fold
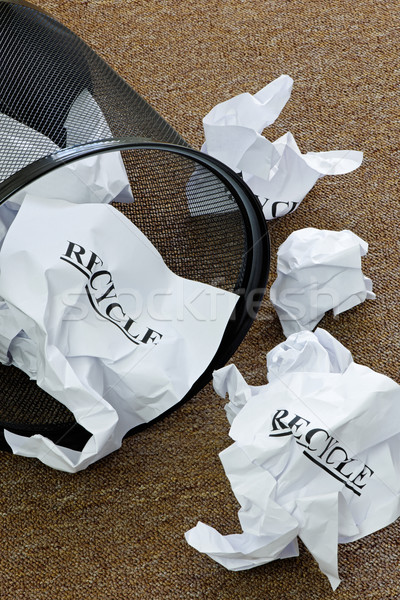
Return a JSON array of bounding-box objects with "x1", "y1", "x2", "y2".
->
[
  {"x1": 0, "y1": 195, "x2": 238, "y2": 472},
  {"x1": 270, "y1": 228, "x2": 375, "y2": 336},
  {"x1": 202, "y1": 75, "x2": 363, "y2": 219},
  {"x1": 185, "y1": 329, "x2": 400, "y2": 589}
]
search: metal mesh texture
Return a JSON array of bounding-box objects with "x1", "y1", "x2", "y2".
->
[
  {"x1": 0, "y1": 0, "x2": 187, "y2": 184},
  {"x1": 0, "y1": 0, "x2": 269, "y2": 452},
  {"x1": 118, "y1": 149, "x2": 248, "y2": 290}
]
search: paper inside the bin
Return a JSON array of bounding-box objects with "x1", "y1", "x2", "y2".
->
[
  {"x1": 270, "y1": 228, "x2": 375, "y2": 337},
  {"x1": 0, "y1": 147, "x2": 133, "y2": 248},
  {"x1": 64, "y1": 88, "x2": 114, "y2": 147},
  {"x1": 5, "y1": 151, "x2": 133, "y2": 210},
  {"x1": 185, "y1": 329, "x2": 400, "y2": 589},
  {"x1": 0, "y1": 88, "x2": 126, "y2": 185},
  {"x1": 201, "y1": 75, "x2": 363, "y2": 219},
  {"x1": 0, "y1": 147, "x2": 134, "y2": 377},
  {"x1": 0, "y1": 87, "x2": 133, "y2": 245},
  {"x1": 0, "y1": 113, "x2": 59, "y2": 183},
  {"x1": 0, "y1": 195, "x2": 238, "y2": 472}
]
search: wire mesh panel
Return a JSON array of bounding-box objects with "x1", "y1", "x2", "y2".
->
[
  {"x1": 0, "y1": 0, "x2": 187, "y2": 185},
  {"x1": 118, "y1": 148, "x2": 248, "y2": 289}
]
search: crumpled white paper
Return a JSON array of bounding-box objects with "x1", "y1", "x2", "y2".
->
[
  {"x1": 185, "y1": 328, "x2": 400, "y2": 589},
  {"x1": 201, "y1": 75, "x2": 363, "y2": 219},
  {"x1": 0, "y1": 148, "x2": 134, "y2": 377},
  {"x1": 0, "y1": 145, "x2": 134, "y2": 250},
  {"x1": 0, "y1": 85, "x2": 134, "y2": 250},
  {"x1": 270, "y1": 228, "x2": 375, "y2": 337},
  {"x1": 0, "y1": 87, "x2": 115, "y2": 184},
  {"x1": 4, "y1": 150, "x2": 133, "y2": 210},
  {"x1": 0, "y1": 195, "x2": 238, "y2": 472}
]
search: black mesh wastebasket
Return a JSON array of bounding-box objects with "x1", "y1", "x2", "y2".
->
[{"x1": 0, "y1": 0, "x2": 270, "y2": 453}]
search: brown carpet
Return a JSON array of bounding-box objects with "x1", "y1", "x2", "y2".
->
[{"x1": 1, "y1": 0, "x2": 399, "y2": 598}]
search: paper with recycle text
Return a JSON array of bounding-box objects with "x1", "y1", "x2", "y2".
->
[
  {"x1": 185, "y1": 329, "x2": 400, "y2": 589},
  {"x1": 0, "y1": 195, "x2": 238, "y2": 472},
  {"x1": 202, "y1": 75, "x2": 363, "y2": 219}
]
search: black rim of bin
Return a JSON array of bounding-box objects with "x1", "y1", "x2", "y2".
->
[{"x1": 0, "y1": 140, "x2": 270, "y2": 452}]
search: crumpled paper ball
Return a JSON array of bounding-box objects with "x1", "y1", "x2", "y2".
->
[
  {"x1": 185, "y1": 329, "x2": 400, "y2": 589},
  {"x1": 270, "y1": 228, "x2": 375, "y2": 336}
]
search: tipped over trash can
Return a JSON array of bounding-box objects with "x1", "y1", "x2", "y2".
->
[{"x1": 0, "y1": 0, "x2": 269, "y2": 468}]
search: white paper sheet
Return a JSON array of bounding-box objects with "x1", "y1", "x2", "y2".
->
[
  {"x1": 0, "y1": 88, "x2": 117, "y2": 184},
  {"x1": 201, "y1": 76, "x2": 363, "y2": 219},
  {"x1": 5, "y1": 150, "x2": 134, "y2": 212},
  {"x1": 0, "y1": 195, "x2": 238, "y2": 472},
  {"x1": 270, "y1": 228, "x2": 375, "y2": 336},
  {"x1": 185, "y1": 329, "x2": 400, "y2": 589},
  {"x1": 0, "y1": 99, "x2": 133, "y2": 250}
]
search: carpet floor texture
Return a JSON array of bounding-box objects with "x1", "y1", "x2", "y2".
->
[{"x1": 1, "y1": 0, "x2": 399, "y2": 598}]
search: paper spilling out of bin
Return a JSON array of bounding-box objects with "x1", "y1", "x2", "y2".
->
[
  {"x1": 185, "y1": 328, "x2": 400, "y2": 589},
  {"x1": 270, "y1": 228, "x2": 376, "y2": 336},
  {"x1": 0, "y1": 194, "x2": 238, "y2": 472},
  {"x1": 201, "y1": 75, "x2": 363, "y2": 219}
]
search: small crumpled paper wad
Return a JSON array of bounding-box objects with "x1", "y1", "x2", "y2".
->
[
  {"x1": 185, "y1": 328, "x2": 400, "y2": 589},
  {"x1": 270, "y1": 228, "x2": 375, "y2": 337},
  {"x1": 201, "y1": 75, "x2": 363, "y2": 219}
]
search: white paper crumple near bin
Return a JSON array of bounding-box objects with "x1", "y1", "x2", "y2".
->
[
  {"x1": 185, "y1": 328, "x2": 400, "y2": 589},
  {"x1": 0, "y1": 195, "x2": 238, "y2": 472},
  {"x1": 201, "y1": 75, "x2": 363, "y2": 219},
  {"x1": 270, "y1": 228, "x2": 375, "y2": 337}
]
